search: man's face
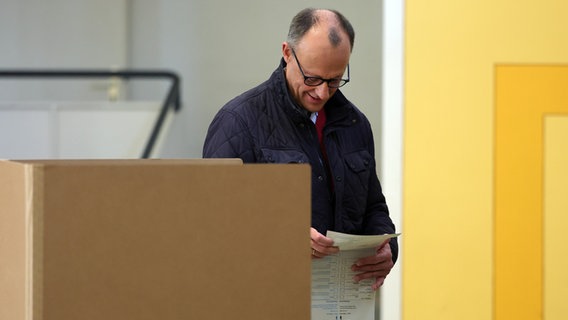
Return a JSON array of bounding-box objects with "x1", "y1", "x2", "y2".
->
[{"x1": 282, "y1": 28, "x2": 351, "y2": 113}]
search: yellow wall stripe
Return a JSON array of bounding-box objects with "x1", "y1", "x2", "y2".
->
[
  {"x1": 495, "y1": 65, "x2": 568, "y2": 319},
  {"x1": 543, "y1": 116, "x2": 568, "y2": 318}
]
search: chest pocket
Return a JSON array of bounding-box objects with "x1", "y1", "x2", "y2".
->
[
  {"x1": 342, "y1": 150, "x2": 373, "y2": 220},
  {"x1": 260, "y1": 148, "x2": 310, "y2": 164},
  {"x1": 344, "y1": 150, "x2": 372, "y2": 173}
]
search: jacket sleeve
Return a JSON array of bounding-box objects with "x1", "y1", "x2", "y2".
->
[
  {"x1": 362, "y1": 119, "x2": 399, "y2": 263},
  {"x1": 364, "y1": 168, "x2": 399, "y2": 264},
  {"x1": 202, "y1": 109, "x2": 256, "y2": 162}
]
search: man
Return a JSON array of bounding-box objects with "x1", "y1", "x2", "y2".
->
[{"x1": 203, "y1": 8, "x2": 397, "y2": 290}]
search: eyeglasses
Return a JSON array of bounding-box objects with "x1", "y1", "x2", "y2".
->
[{"x1": 290, "y1": 48, "x2": 350, "y2": 88}]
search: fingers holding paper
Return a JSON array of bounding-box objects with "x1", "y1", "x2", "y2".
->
[
  {"x1": 350, "y1": 239, "x2": 394, "y2": 291},
  {"x1": 310, "y1": 227, "x2": 339, "y2": 258}
]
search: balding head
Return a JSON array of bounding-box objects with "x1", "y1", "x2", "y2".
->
[{"x1": 287, "y1": 8, "x2": 355, "y2": 52}]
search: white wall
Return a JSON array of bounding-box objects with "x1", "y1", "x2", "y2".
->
[
  {"x1": 0, "y1": 102, "x2": 160, "y2": 159},
  {"x1": 380, "y1": 1, "x2": 405, "y2": 319},
  {"x1": 0, "y1": 0, "x2": 128, "y2": 101}
]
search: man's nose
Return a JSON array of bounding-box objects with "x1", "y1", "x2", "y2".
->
[{"x1": 314, "y1": 82, "x2": 331, "y2": 99}]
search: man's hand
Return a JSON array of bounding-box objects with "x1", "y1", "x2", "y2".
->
[
  {"x1": 351, "y1": 239, "x2": 394, "y2": 290},
  {"x1": 310, "y1": 227, "x2": 339, "y2": 258}
]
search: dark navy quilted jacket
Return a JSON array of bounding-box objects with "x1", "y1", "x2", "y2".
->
[{"x1": 203, "y1": 59, "x2": 398, "y2": 262}]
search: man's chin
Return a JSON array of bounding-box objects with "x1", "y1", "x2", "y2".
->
[{"x1": 303, "y1": 103, "x2": 325, "y2": 113}]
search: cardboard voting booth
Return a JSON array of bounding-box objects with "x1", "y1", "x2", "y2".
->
[{"x1": 0, "y1": 159, "x2": 311, "y2": 320}]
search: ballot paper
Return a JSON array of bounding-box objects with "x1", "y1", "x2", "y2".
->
[{"x1": 311, "y1": 232, "x2": 400, "y2": 320}]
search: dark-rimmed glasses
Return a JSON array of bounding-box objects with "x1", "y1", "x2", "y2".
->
[{"x1": 290, "y1": 48, "x2": 350, "y2": 88}]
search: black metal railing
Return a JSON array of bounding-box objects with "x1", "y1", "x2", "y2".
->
[{"x1": 0, "y1": 69, "x2": 181, "y2": 158}]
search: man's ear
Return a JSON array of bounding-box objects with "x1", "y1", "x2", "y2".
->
[{"x1": 282, "y1": 42, "x2": 292, "y2": 63}]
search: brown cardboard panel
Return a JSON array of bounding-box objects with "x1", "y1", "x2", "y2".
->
[
  {"x1": 1, "y1": 159, "x2": 311, "y2": 320},
  {"x1": 0, "y1": 161, "x2": 27, "y2": 320},
  {"x1": 12, "y1": 158, "x2": 242, "y2": 166}
]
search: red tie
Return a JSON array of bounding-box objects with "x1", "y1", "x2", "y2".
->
[
  {"x1": 315, "y1": 108, "x2": 326, "y2": 144},
  {"x1": 315, "y1": 108, "x2": 334, "y2": 191}
]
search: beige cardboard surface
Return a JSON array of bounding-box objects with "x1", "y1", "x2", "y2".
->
[
  {"x1": 0, "y1": 161, "x2": 27, "y2": 320},
  {"x1": 0, "y1": 159, "x2": 311, "y2": 320}
]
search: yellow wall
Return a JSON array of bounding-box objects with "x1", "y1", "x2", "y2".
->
[{"x1": 404, "y1": 1, "x2": 568, "y2": 319}]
